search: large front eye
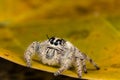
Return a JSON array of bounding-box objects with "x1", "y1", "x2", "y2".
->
[
  {"x1": 54, "y1": 39, "x2": 61, "y2": 46},
  {"x1": 54, "y1": 42, "x2": 58, "y2": 46},
  {"x1": 49, "y1": 37, "x2": 55, "y2": 44},
  {"x1": 50, "y1": 41, "x2": 54, "y2": 44}
]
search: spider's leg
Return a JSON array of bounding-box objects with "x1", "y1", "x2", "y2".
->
[
  {"x1": 74, "y1": 48, "x2": 84, "y2": 78},
  {"x1": 24, "y1": 41, "x2": 40, "y2": 67},
  {"x1": 54, "y1": 63, "x2": 70, "y2": 76},
  {"x1": 54, "y1": 50, "x2": 72, "y2": 76},
  {"x1": 86, "y1": 56, "x2": 100, "y2": 70},
  {"x1": 81, "y1": 59, "x2": 87, "y2": 73},
  {"x1": 75, "y1": 57, "x2": 83, "y2": 78},
  {"x1": 54, "y1": 58, "x2": 71, "y2": 76}
]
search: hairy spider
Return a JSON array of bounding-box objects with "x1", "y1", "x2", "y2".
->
[{"x1": 24, "y1": 36, "x2": 100, "y2": 78}]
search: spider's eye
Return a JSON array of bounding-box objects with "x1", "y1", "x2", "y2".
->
[
  {"x1": 50, "y1": 41, "x2": 53, "y2": 44},
  {"x1": 57, "y1": 40, "x2": 61, "y2": 45},
  {"x1": 61, "y1": 39, "x2": 65, "y2": 45},
  {"x1": 54, "y1": 42, "x2": 58, "y2": 46},
  {"x1": 54, "y1": 39, "x2": 61, "y2": 46},
  {"x1": 49, "y1": 37, "x2": 55, "y2": 44}
]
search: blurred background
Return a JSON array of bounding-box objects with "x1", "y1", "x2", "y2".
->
[{"x1": 0, "y1": 0, "x2": 120, "y2": 80}]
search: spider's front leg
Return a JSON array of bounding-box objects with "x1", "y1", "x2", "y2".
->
[
  {"x1": 24, "y1": 41, "x2": 41, "y2": 67},
  {"x1": 54, "y1": 60, "x2": 71, "y2": 76},
  {"x1": 54, "y1": 50, "x2": 72, "y2": 76}
]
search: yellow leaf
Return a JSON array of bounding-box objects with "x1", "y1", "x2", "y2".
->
[
  {"x1": 0, "y1": 18, "x2": 120, "y2": 80},
  {"x1": 0, "y1": 0, "x2": 120, "y2": 79}
]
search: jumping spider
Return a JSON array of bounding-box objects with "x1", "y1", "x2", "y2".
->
[{"x1": 24, "y1": 36, "x2": 100, "y2": 78}]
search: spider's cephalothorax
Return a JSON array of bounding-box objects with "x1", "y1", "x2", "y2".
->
[{"x1": 24, "y1": 37, "x2": 100, "y2": 78}]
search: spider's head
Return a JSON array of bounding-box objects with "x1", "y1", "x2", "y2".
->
[{"x1": 48, "y1": 37, "x2": 66, "y2": 46}]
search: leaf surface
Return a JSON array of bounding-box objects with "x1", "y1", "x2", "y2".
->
[{"x1": 0, "y1": 18, "x2": 120, "y2": 80}]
